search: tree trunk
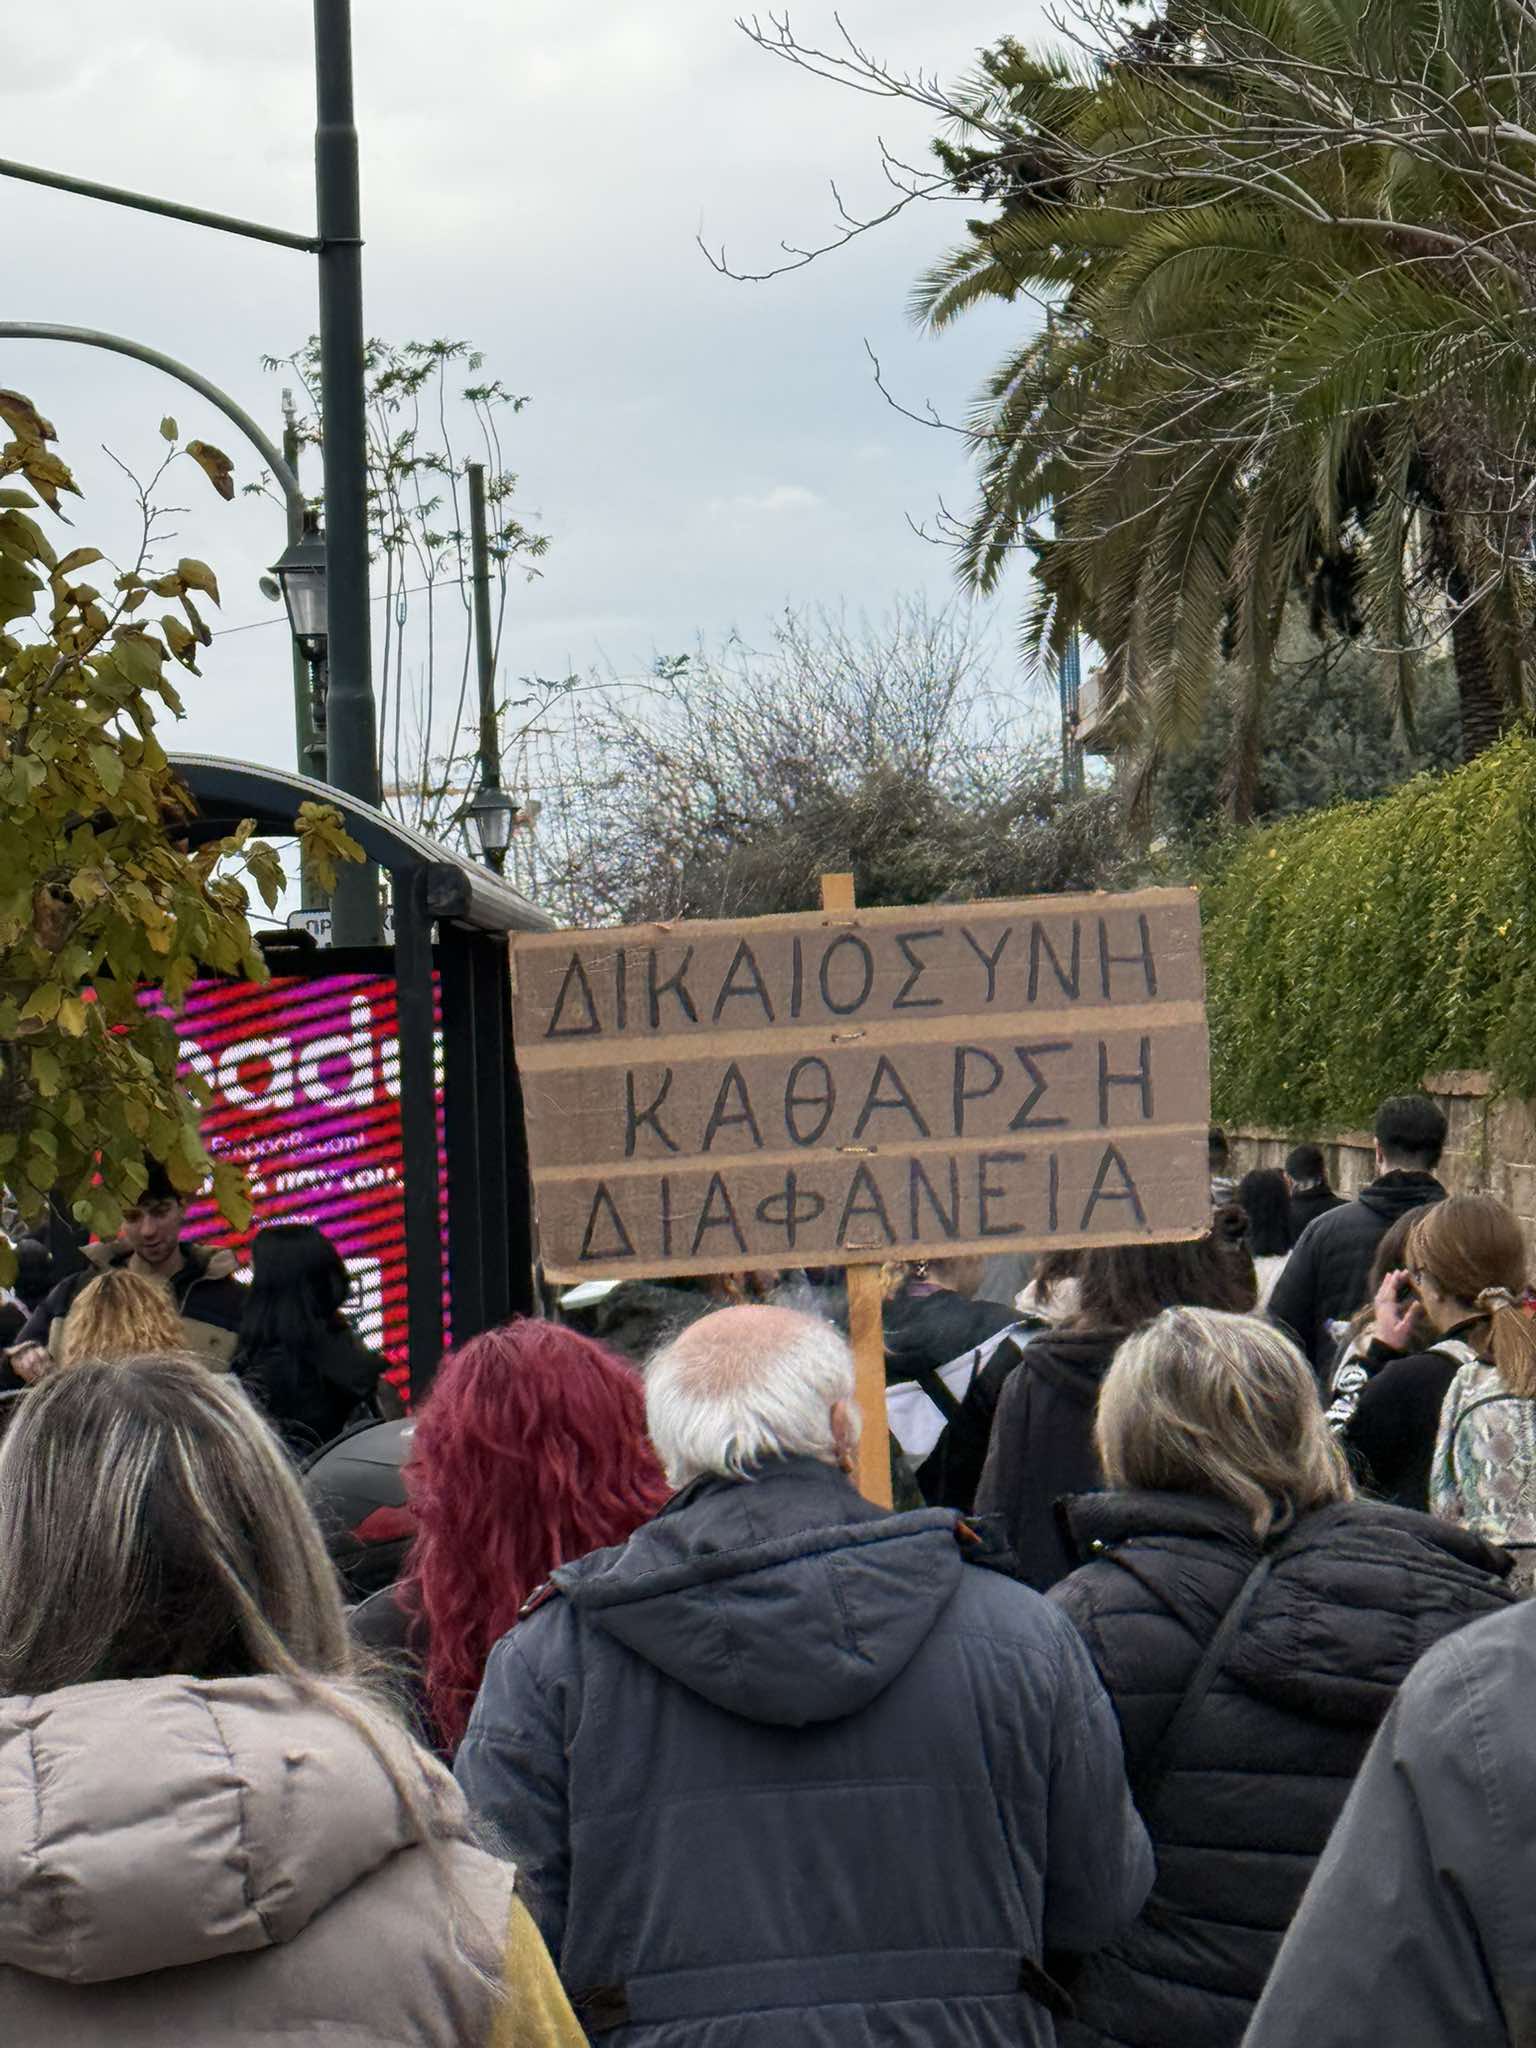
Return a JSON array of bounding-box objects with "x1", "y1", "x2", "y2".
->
[
  {"x1": 1429, "y1": 503, "x2": 1513, "y2": 762},
  {"x1": 1447, "y1": 583, "x2": 1512, "y2": 761}
]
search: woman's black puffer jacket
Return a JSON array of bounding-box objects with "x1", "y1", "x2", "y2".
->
[{"x1": 1048, "y1": 1490, "x2": 1516, "y2": 2048}]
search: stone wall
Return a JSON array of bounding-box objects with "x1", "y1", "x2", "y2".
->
[{"x1": 1227, "y1": 1072, "x2": 1536, "y2": 1249}]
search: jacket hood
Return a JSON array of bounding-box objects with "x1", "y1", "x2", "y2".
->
[
  {"x1": 1062, "y1": 1492, "x2": 1514, "y2": 1725},
  {"x1": 0, "y1": 1674, "x2": 463, "y2": 1985},
  {"x1": 552, "y1": 1458, "x2": 966, "y2": 1727},
  {"x1": 84, "y1": 1240, "x2": 241, "y2": 1284},
  {"x1": 1063, "y1": 1487, "x2": 1260, "y2": 1559},
  {"x1": 1013, "y1": 1327, "x2": 1124, "y2": 1409},
  {"x1": 1357, "y1": 1172, "x2": 1448, "y2": 1224}
]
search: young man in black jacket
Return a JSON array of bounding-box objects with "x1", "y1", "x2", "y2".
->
[
  {"x1": 1284, "y1": 1143, "x2": 1344, "y2": 1238},
  {"x1": 10, "y1": 1161, "x2": 246, "y2": 1374},
  {"x1": 1268, "y1": 1095, "x2": 1448, "y2": 1376}
]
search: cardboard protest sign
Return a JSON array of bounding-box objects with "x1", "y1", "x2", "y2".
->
[{"x1": 509, "y1": 887, "x2": 1210, "y2": 1282}]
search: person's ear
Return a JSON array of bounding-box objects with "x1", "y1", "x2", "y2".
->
[{"x1": 830, "y1": 1398, "x2": 859, "y2": 1473}]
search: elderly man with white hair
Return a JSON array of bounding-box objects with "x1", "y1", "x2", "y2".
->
[{"x1": 455, "y1": 1304, "x2": 1152, "y2": 2048}]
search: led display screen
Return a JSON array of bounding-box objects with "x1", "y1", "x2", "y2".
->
[{"x1": 141, "y1": 972, "x2": 448, "y2": 1381}]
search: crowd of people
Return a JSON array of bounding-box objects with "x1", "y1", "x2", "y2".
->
[{"x1": 2, "y1": 1095, "x2": 1536, "y2": 2042}]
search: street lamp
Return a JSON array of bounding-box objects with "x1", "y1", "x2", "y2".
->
[
  {"x1": 466, "y1": 781, "x2": 517, "y2": 869},
  {"x1": 465, "y1": 461, "x2": 514, "y2": 874},
  {"x1": 271, "y1": 511, "x2": 328, "y2": 665},
  {"x1": 271, "y1": 511, "x2": 330, "y2": 767}
]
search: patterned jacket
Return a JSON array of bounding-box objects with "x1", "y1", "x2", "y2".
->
[{"x1": 1432, "y1": 1359, "x2": 1536, "y2": 1590}]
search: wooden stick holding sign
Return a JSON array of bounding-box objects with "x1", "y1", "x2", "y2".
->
[
  {"x1": 507, "y1": 880, "x2": 1211, "y2": 1513},
  {"x1": 820, "y1": 872, "x2": 893, "y2": 1509}
]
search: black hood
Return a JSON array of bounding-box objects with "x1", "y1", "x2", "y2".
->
[
  {"x1": 1062, "y1": 1491, "x2": 1514, "y2": 1727},
  {"x1": 1357, "y1": 1171, "x2": 1448, "y2": 1224},
  {"x1": 1014, "y1": 1328, "x2": 1124, "y2": 1410},
  {"x1": 1063, "y1": 1488, "x2": 1260, "y2": 1560},
  {"x1": 552, "y1": 1458, "x2": 968, "y2": 1728}
]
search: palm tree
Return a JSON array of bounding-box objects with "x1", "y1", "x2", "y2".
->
[{"x1": 917, "y1": 3, "x2": 1536, "y2": 800}]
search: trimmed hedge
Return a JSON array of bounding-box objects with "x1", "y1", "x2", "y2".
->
[{"x1": 1202, "y1": 733, "x2": 1536, "y2": 1130}]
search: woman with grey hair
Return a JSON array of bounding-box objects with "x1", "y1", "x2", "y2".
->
[
  {"x1": 1046, "y1": 1309, "x2": 1514, "y2": 2048},
  {"x1": 0, "y1": 1353, "x2": 583, "y2": 2047}
]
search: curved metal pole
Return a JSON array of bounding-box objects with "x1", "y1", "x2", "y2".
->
[{"x1": 0, "y1": 322, "x2": 303, "y2": 515}]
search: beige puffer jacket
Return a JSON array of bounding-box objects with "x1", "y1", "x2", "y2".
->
[{"x1": 0, "y1": 1673, "x2": 571, "y2": 2046}]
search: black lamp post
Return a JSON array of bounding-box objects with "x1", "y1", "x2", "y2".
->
[
  {"x1": 466, "y1": 782, "x2": 517, "y2": 870},
  {"x1": 312, "y1": 0, "x2": 381, "y2": 948},
  {"x1": 0, "y1": 0, "x2": 381, "y2": 945},
  {"x1": 465, "y1": 462, "x2": 514, "y2": 872},
  {"x1": 271, "y1": 512, "x2": 330, "y2": 755},
  {"x1": 272, "y1": 512, "x2": 328, "y2": 661}
]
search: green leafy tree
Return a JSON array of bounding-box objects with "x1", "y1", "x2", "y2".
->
[
  {"x1": 1151, "y1": 628, "x2": 1461, "y2": 852},
  {"x1": 915, "y1": 28, "x2": 1533, "y2": 786},
  {"x1": 737, "y1": 10, "x2": 1536, "y2": 797},
  {"x1": 0, "y1": 392, "x2": 358, "y2": 1274},
  {"x1": 1202, "y1": 734, "x2": 1536, "y2": 1129}
]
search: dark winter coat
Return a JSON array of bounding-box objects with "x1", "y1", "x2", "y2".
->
[
  {"x1": 1267, "y1": 1171, "x2": 1446, "y2": 1372},
  {"x1": 972, "y1": 1328, "x2": 1124, "y2": 1589},
  {"x1": 917, "y1": 1319, "x2": 1048, "y2": 1512},
  {"x1": 17, "y1": 1239, "x2": 247, "y2": 1366},
  {"x1": 455, "y1": 1456, "x2": 1154, "y2": 2048},
  {"x1": 1338, "y1": 1328, "x2": 1485, "y2": 1509},
  {"x1": 880, "y1": 1281, "x2": 1019, "y2": 1383},
  {"x1": 1287, "y1": 1182, "x2": 1345, "y2": 1239},
  {"x1": 1049, "y1": 1490, "x2": 1516, "y2": 2048},
  {"x1": 234, "y1": 1319, "x2": 387, "y2": 1457},
  {"x1": 1245, "y1": 1599, "x2": 1536, "y2": 2047},
  {"x1": 351, "y1": 1582, "x2": 438, "y2": 1753}
]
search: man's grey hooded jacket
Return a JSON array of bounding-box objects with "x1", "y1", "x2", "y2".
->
[{"x1": 455, "y1": 1455, "x2": 1153, "y2": 2047}]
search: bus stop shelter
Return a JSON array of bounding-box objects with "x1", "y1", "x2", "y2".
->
[{"x1": 173, "y1": 755, "x2": 555, "y2": 1395}]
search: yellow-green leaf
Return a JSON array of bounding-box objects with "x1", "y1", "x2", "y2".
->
[
  {"x1": 160, "y1": 614, "x2": 199, "y2": 672},
  {"x1": 211, "y1": 1159, "x2": 253, "y2": 1232},
  {"x1": 185, "y1": 441, "x2": 235, "y2": 501},
  {"x1": 2, "y1": 438, "x2": 80, "y2": 513},
  {"x1": 176, "y1": 558, "x2": 221, "y2": 606},
  {"x1": 111, "y1": 627, "x2": 165, "y2": 689},
  {"x1": 56, "y1": 996, "x2": 88, "y2": 1038},
  {"x1": 160, "y1": 417, "x2": 178, "y2": 443},
  {"x1": 55, "y1": 547, "x2": 103, "y2": 578},
  {"x1": 69, "y1": 870, "x2": 108, "y2": 905},
  {"x1": 0, "y1": 392, "x2": 56, "y2": 442},
  {"x1": 91, "y1": 743, "x2": 125, "y2": 796},
  {"x1": 180, "y1": 591, "x2": 212, "y2": 648},
  {"x1": 20, "y1": 984, "x2": 61, "y2": 1024}
]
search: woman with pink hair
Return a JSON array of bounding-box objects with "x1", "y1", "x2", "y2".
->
[{"x1": 353, "y1": 1318, "x2": 671, "y2": 1754}]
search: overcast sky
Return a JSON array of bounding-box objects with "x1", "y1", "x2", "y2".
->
[{"x1": 4, "y1": 0, "x2": 1051, "y2": 796}]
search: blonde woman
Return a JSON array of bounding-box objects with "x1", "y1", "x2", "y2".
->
[
  {"x1": 54, "y1": 1266, "x2": 187, "y2": 1370},
  {"x1": 1047, "y1": 1308, "x2": 1513, "y2": 2048},
  {"x1": 0, "y1": 1355, "x2": 583, "y2": 2048}
]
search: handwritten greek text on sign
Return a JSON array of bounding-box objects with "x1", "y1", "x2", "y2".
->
[{"x1": 509, "y1": 888, "x2": 1210, "y2": 1280}]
